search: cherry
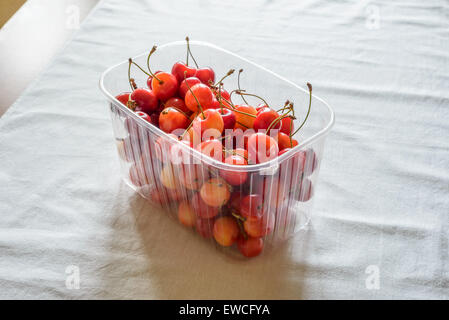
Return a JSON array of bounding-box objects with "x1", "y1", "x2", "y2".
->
[
  {"x1": 195, "y1": 217, "x2": 215, "y2": 238},
  {"x1": 150, "y1": 112, "x2": 159, "y2": 127},
  {"x1": 237, "y1": 237, "x2": 264, "y2": 258},
  {"x1": 185, "y1": 83, "x2": 215, "y2": 112},
  {"x1": 192, "y1": 108, "x2": 224, "y2": 139},
  {"x1": 228, "y1": 191, "x2": 243, "y2": 212},
  {"x1": 240, "y1": 194, "x2": 264, "y2": 219},
  {"x1": 253, "y1": 176, "x2": 286, "y2": 210},
  {"x1": 215, "y1": 88, "x2": 230, "y2": 101},
  {"x1": 116, "y1": 92, "x2": 130, "y2": 106},
  {"x1": 220, "y1": 154, "x2": 248, "y2": 186},
  {"x1": 277, "y1": 132, "x2": 297, "y2": 151},
  {"x1": 151, "y1": 72, "x2": 178, "y2": 101},
  {"x1": 130, "y1": 88, "x2": 158, "y2": 114},
  {"x1": 171, "y1": 61, "x2": 196, "y2": 83},
  {"x1": 160, "y1": 164, "x2": 180, "y2": 190},
  {"x1": 196, "y1": 139, "x2": 224, "y2": 162},
  {"x1": 218, "y1": 108, "x2": 236, "y2": 131},
  {"x1": 213, "y1": 216, "x2": 239, "y2": 247},
  {"x1": 179, "y1": 77, "x2": 201, "y2": 99},
  {"x1": 208, "y1": 97, "x2": 221, "y2": 110},
  {"x1": 296, "y1": 178, "x2": 313, "y2": 202},
  {"x1": 200, "y1": 177, "x2": 231, "y2": 207},
  {"x1": 163, "y1": 97, "x2": 190, "y2": 114},
  {"x1": 253, "y1": 107, "x2": 280, "y2": 131},
  {"x1": 303, "y1": 149, "x2": 318, "y2": 176},
  {"x1": 146, "y1": 70, "x2": 162, "y2": 89},
  {"x1": 234, "y1": 104, "x2": 257, "y2": 130},
  {"x1": 158, "y1": 107, "x2": 190, "y2": 133},
  {"x1": 256, "y1": 104, "x2": 266, "y2": 113},
  {"x1": 280, "y1": 116, "x2": 294, "y2": 135},
  {"x1": 135, "y1": 111, "x2": 151, "y2": 123},
  {"x1": 191, "y1": 192, "x2": 219, "y2": 219},
  {"x1": 247, "y1": 132, "x2": 279, "y2": 164},
  {"x1": 195, "y1": 67, "x2": 215, "y2": 85},
  {"x1": 179, "y1": 164, "x2": 207, "y2": 190},
  {"x1": 243, "y1": 213, "x2": 275, "y2": 238},
  {"x1": 233, "y1": 148, "x2": 248, "y2": 160},
  {"x1": 178, "y1": 201, "x2": 197, "y2": 227}
]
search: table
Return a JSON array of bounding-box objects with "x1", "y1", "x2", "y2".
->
[{"x1": 0, "y1": 0, "x2": 448, "y2": 299}]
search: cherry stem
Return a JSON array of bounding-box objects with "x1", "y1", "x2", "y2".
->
[
  {"x1": 235, "y1": 90, "x2": 270, "y2": 108},
  {"x1": 184, "y1": 71, "x2": 205, "y2": 118},
  {"x1": 215, "y1": 69, "x2": 235, "y2": 113},
  {"x1": 129, "y1": 58, "x2": 151, "y2": 76},
  {"x1": 127, "y1": 58, "x2": 135, "y2": 92},
  {"x1": 276, "y1": 100, "x2": 291, "y2": 112},
  {"x1": 231, "y1": 212, "x2": 246, "y2": 222},
  {"x1": 223, "y1": 148, "x2": 249, "y2": 162},
  {"x1": 185, "y1": 36, "x2": 199, "y2": 68},
  {"x1": 292, "y1": 83, "x2": 313, "y2": 136},
  {"x1": 180, "y1": 120, "x2": 194, "y2": 139},
  {"x1": 237, "y1": 69, "x2": 249, "y2": 105},
  {"x1": 146, "y1": 46, "x2": 163, "y2": 84}
]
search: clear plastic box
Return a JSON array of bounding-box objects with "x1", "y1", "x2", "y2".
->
[{"x1": 99, "y1": 41, "x2": 334, "y2": 258}]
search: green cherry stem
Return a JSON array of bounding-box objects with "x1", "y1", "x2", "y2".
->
[
  {"x1": 185, "y1": 36, "x2": 199, "y2": 68},
  {"x1": 292, "y1": 83, "x2": 313, "y2": 136},
  {"x1": 146, "y1": 46, "x2": 163, "y2": 84},
  {"x1": 237, "y1": 69, "x2": 249, "y2": 105}
]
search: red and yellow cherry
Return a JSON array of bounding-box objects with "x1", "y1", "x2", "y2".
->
[
  {"x1": 154, "y1": 133, "x2": 178, "y2": 162},
  {"x1": 178, "y1": 201, "x2": 197, "y2": 227},
  {"x1": 247, "y1": 133, "x2": 279, "y2": 164},
  {"x1": 179, "y1": 164, "x2": 206, "y2": 190},
  {"x1": 213, "y1": 216, "x2": 239, "y2": 246},
  {"x1": 179, "y1": 77, "x2": 201, "y2": 99},
  {"x1": 240, "y1": 194, "x2": 264, "y2": 219},
  {"x1": 280, "y1": 116, "x2": 294, "y2": 135},
  {"x1": 160, "y1": 164, "x2": 180, "y2": 190},
  {"x1": 214, "y1": 88, "x2": 230, "y2": 101},
  {"x1": 191, "y1": 192, "x2": 219, "y2": 219},
  {"x1": 218, "y1": 108, "x2": 236, "y2": 131},
  {"x1": 234, "y1": 148, "x2": 248, "y2": 160},
  {"x1": 195, "y1": 67, "x2": 215, "y2": 85},
  {"x1": 185, "y1": 83, "x2": 215, "y2": 112},
  {"x1": 192, "y1": 109, "x2": 224, "y2": 139},
  {"x1": 116, "y1": 138, "x2": 135, "y2": 163},
  {"x1": 220, "y1": 154, "x2": 248, "y2": 186},
  {"x1": 196, "y1": 139, "x2": 224, "y2": 162},
  {"x1": 158, "y1": 107, "x2": 190, "y2": 133},
  {"x1": 171, "y1": 61, "x2": 196, "y2": 83},
  {"x1": 163, "y1": 97, "x2": 190, "y2": 114},
  {"x1": 228, "y1": 191, "x2": 243, "y2": 212},
  {"x1": 234, "y1": 105, "x2": 257, "y2": 130},
  {"x1": 115, "y1": 92, "x2": 130, "y2": 106},
  {"x1": 151, "y1": 72, "x2": 178, "y2": 101},
  {"x1": 146, "y1": 70, "x2": 162, "y2": 89},
  {"x1": 200, "y1": 177, "x2": 231, "y2": 207},
  {"x1": 195, "y1": 217, "x2": 215, "y2": 238},
  {"x1": 237, "y1": 236, "x2": 264, "y2": 258},
  {"x1": 253, "y1": 107, "x2": 280, "y2": 131},
  {"x1": 243, "y1": 213, "x2": 275, "y2": 238},
  {"x1": 277, "y1": 132, "x2": 298, "y2": 151},
  {"x1": 130, "y1": 88, "x2": 158, "y2": 114}
]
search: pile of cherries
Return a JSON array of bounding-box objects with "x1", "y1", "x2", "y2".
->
[{"x1": 115, "y1": 38, "x2": 315, "y2": 258}]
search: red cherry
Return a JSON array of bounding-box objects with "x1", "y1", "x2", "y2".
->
[
  {"x1": 240, "y1": 194, "x2": 264, "y2": 219},
  {"x1": 163, "y1": 97, "x2": 189, "y2": 114},
  {"x1": 115, "y1": 92, "x2": 130, "y2": 106},
  {"x1": 171, "y1": 61, "x2": 197, "y2": 83},
  {"x1": 218, "y1": 108, "x2": 236, "y2": 131},
  {"x1": 296, "y1": 178, "x2": 313, "y2": 202},
  {"x1": 215, "y1": 88, "x2": 231, "y2": 101},
  {"x1": 256, "y1": 104, "x2": 266, "y2": 113},
  {"x1": 158, "y1": 107, "x2": 189, "y2": 133},
  {"x1": 195, "y1": 67, "x2": 215, "y2": 85},
  {"x1": 191, "y1": 193, "x2": 219, "y2": 219},
  {"x1": 135, "y1": 111, "x2": 151, "y2": 122},
  {"x1": 185, "y1": 83, "x2": 215, "y2": 112},
  {"x1": 196, "y1": 139, "x2": 224, "y2": 162},
  {"x1": 220, "y1": 154, "x2": 248, "y2": 186},
  {"x1": 247, "y1": 133, "x2": 279, "y2": 164},
  {"x1": 192, "y1": 108, "x2": 224, "y2": 139},
  {"x1": 146, "y1": 70, "x2": 162, "y2": 89},
  {"x1": 277, "y1": 132, "x2": 293, "y2": 151},
  {"x1": 149, "y1": 112, "x2": 159, "y2": 127},
  {"x1": 195, "y1": 217, "x2": 215, "y2": 238},
  {"x1": 151, "y1": 72, "x2": 178, "y2": 101},
  {"x1": 237, "y1": 237, "x2": 264, "y2": 258},
  {"x1": 179, "y1": 77, "x2": 201, "y2": 99},
  {"x1": 280, "y1": 116, "x2": 294, "y2": 135},
  {"x1": 243, "y1": 213, "x2": 275, "y2": 238},
  {"x1": 228, "y1": 191, "x2": 243, "y2": 212},
  {"x1": 253, "y1": 107, "x2": 280, "y2": 131},
  {"x1": 131, "y1": 88, "x2": 158, "y2": 114}
]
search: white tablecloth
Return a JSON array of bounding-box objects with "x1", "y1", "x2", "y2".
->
[{"x1": 0, "y1": 0, "x2": 448, "y2": 299}]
